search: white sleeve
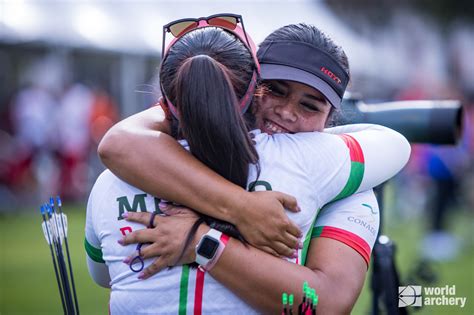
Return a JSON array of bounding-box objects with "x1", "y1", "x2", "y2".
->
[
  {"x1": 85, "y1": 179, "x2": 111, "y2": 288},
  {"x1": 283, "y1": 124, "x2": 409, "y2": 206},
  {"x1": 343, "y1": 124, "x2": 411, "y2": 192},
  {"x1": 324, "y1": 124, "x2": 376, "y2": 135},
  {"x1": 312, "y1": 190, "x2": 380, "y2": 266},
  {"x1": 86, "y1": 256, "x2": 111, "y2": 288},
  {"x1": 307, "y1": 123, "x2": 410, "y2": 202}
]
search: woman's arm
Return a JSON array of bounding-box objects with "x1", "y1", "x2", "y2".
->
[
  {"x1": 98, "y1": 106, "x2": 301, "y2": 256},
  {"x1": 121, "y1": 211, "x2": 366, "y2": 314},
  {"x1": 98, "y1": 106, "x2": 232, "y2": 217},
  {"x1": 209, "y1": 234, "x2": 366, "y2": 314}
]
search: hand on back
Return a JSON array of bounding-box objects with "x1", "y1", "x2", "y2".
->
[{"x1": 233, "y1": 191, "x2": 302, "y2": 258}]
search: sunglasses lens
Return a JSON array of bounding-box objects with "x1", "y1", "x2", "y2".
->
[
  {"x1": 208, "y1": 16, "x2": 238, "y2": 30},
  {"x1": 169, "y1": 21, "x2": 199, "y2": 37}
]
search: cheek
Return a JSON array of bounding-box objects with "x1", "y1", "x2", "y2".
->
[
  {"x1": 254, "y1": 96, "x2": 274, "y2": 116},
  {"x1": 299, "y1": 114, "x2": 327, "y2": 132}
]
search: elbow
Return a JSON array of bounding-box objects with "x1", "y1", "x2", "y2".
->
[
  {"x1": 97, "y1": 126, "x2": 126, "y2": 167},
  {"x1": 97, "y1": 135, "x2": 110, "y2": 163},
  {"x1": 396, "y1": 132, "x2": 412, "y2": 171},
  {"x1": 335, "y1": 300, "x2": 356, "y2": 315},
  {"x1": 308, "y1": 273, "x2": 361, "y2": 315},
  {"x1": 403, "y1": 136, "x2": 412, "y2": 167},
  {"x1": 319, "y1": 292, "x2": 358, "y2": 315},
  {"x1": 385, "y1": 128, "x2": 412, "y2": 173}
]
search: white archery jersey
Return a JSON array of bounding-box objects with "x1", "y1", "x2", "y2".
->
[{"x1": 86, "y1": 127, "x2": 410, "y2": 314}]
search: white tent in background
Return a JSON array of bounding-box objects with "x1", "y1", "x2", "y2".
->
[
  {"x1": 0, "y1": 1, "x2": 374, "y2": 73},
  {"x1": 2, "y1": 0, "x2": 466, "y2": 108}
]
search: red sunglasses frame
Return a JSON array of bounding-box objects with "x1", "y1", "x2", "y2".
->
[{"x1": 160, "y1": 13, "x2": 260, "y2": 118}]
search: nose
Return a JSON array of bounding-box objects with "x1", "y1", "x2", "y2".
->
[{"x1": 274, "y1": 100, "x2": 297, "y2": 122}]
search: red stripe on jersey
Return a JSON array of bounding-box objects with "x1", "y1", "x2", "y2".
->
[
  {"x1": 318, "y1": 226, "x2": 371, "y2": 266},
  {"x1": 339, "y1": 134, "x2": 364, "y2": 163},
  {"x1": 194, "y1": 269, "x2": 205, "y2": 315}
]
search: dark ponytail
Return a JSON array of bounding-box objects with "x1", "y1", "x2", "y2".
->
[
  {"x1": 175, "y1": 54, "x2": 257, "y2": 189},
  {"x1": 159, "y1": 27, "x2": 259, "y2": 260}
]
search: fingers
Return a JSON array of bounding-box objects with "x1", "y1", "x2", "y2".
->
[
  {"x1": 159, "y1": 203, "x2": 195, "y2": 216},
  {"x1": 118, "y1": 229, "x2": 157, "y2": 245},
  {"x1": 138, "y1": 258, "x2": 168, "y2": 279},
  {"x1": 260, "y1": 245, "x2": 281, "y2": 258},
  {"x1": 285, "y1": 219, "x2": 303, "y2": 238},
  {"x1": 269, "y1": 238, "x2": 302, "y2": 258},
  {"x1": 123, "y1": 211, "x2": 153, "y2": 225},
  {"x1": 275, "y1": 192, "x2": 300, "y2": 213},
  {"x1": 280, "y1": 231, "x2": 301, "y2": 251},
  {"x1": 268, "y1": 241, "x2": 297, "y2": 258},
  {"x1": 135, "y1": 243, "x2": 163, "y2": 260}
]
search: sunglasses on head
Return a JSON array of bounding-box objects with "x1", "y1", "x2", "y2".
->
[
  {"x1": 162, "y1": 14, "x2": 259, "y2": 67},
  {"x1": 161, "y1": 13, "x2": 260, "y2": 118}
]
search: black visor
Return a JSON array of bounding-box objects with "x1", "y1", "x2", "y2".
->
[{"x1": 257, "y1": 40, "x2": 349, "y2": 108}]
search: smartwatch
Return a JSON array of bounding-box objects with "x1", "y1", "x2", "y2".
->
[{"x1": 195, "y1": 229, "x2": 227, "y2": 271}]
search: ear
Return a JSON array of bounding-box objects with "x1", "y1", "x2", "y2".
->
[
  {"x1": 250, "y1": 97, "x2": 260, "y2": 115},
  {"x1": 159, "y1": 97, "x2": 172, "y2": 121},
  {"x1": 251, "y1": 85, "x2": 266, "y2": 115}
]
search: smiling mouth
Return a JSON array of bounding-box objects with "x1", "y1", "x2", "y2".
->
[{"x1": 264, "y1": 119, "x2": 291, "y2": 134}]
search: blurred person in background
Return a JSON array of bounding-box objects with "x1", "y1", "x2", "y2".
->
[
  {"x1": 5, "y1": 54, "x2": 119, "y2": 205},
  {"x1": 395, "y1": 71, "x2": 471, "y2": 263},
  {"x1": 421, "y1": 143, "x2": 467, "y2": 261},
  {"x1": 56, "y1": 82, "x2": 95, "y2": 200},
  {"x1": 56, "y1": 84, "x2": 118, "y2": 201},
  {"x1": 8, "y1": 56, "x2": 62, "y2": 204}
]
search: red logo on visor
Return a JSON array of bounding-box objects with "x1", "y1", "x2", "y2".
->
[{"x1": 320, "y1": 67, "x2": 342, "y2": 84}]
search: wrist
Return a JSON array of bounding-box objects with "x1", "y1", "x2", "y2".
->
[
  {"x1": 222, "y1": 189, "x2": 249, "y2": 226},
  {"x1": 195, "y1": 228, "x2": 229, "y2": 272},
  {"x1": 190, "y1": 224, "x2": 210, "y2": 261}
]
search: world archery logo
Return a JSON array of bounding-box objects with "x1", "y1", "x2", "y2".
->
[{"x1": 399, "y1": 285, "x2": 423, "y2": 307}]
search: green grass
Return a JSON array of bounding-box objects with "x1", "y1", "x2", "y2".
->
[
  {"x1": 0, "y1": 206, "x2": 109, "y2": 315},
  {"x1": 0, "y1": 203, "x2": 472, "y2": 314}
]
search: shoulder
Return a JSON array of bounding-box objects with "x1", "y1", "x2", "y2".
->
[
  {"x1": 255, "y1": 130, "x2": 349, "y2": 160},
  {"x1": 89, "y1": 170, "x2": 118, "y2": 199},
  {"x1": 313, "y1": 190, "x2": 380, "y2": 265},
  {"x1": 92, "y1": 169, "x2": 139, "y2": 193},
  {"x1": 89, "y1": 169, "x2": 146, "y2": 209},
  {"x1": 93, "y1": 169, "x2": 117, "y2": 186}
]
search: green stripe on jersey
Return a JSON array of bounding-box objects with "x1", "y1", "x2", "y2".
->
[
  {"x1": 301, "y1": 214, "x2": 320, "y2": 265},
  {"x1": 332, "y1": 161, "x2": 364, "y2": 202},
  {"x1": 84, "y1": 238, "x2": 105, "y2": 263},
  {"x1": 311, "y1": 226, "x2": 324, "y2": 239},
  {"x1": 179, "y1": 265, "x2": 191, "y2": 315}
]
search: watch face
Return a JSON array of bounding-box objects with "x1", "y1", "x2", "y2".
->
[{"x1": 197, "y1": 236, "x2": 219, "y2": 259}]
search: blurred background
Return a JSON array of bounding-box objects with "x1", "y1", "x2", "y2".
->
[{"x1": 0, "y1": 0, "x2": 473, "y2": 314}]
